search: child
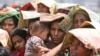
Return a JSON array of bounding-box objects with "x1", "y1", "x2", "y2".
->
[
  {"x1": 10, "y1": 28, "x2": 27, "y2": 56},
  {"x1": 25, "y1": 21, "x2": 50, "y2": 56}
]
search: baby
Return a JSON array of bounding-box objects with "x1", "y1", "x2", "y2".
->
[{"x1": 25, "y1": 21, "x2": 49, "y2": 56}]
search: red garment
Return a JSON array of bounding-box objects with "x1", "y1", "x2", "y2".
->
[{"x1": 15, "y1": 48, "x2": 25, "y2": 56}]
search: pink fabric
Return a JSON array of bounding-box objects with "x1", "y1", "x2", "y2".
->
[
  {"x1": 69, "y1": 28, "x2": 100, "y2": 50},
  {"x1": 0, "y1": 29, "x2": 9, "y2": 47}
]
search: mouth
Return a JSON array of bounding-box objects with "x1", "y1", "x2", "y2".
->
[
  {"x1": 70, "y1": 52, "x2": 77, "y2": 56},
  {"x1": 16, "y1": 47, "x2": 21, "y2": 51}
]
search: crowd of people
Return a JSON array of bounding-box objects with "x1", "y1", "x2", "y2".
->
[{"x1": 0, "y1": 0, "x2": 100, "y2": 56}]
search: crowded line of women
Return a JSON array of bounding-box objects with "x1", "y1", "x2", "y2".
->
[{"x1": 0, "y1": 0, "x2": 100, "y2": 56}]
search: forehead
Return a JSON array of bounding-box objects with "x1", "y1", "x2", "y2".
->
[
  {"x1": 51, "y1": 21, "x2": 60, "y2": 27},
  {"x1": 38, "y1": 3, "x2": 48, "y2": 8},
  {"x1": 12, "y1": 35, "x2": 24, "y2": 42},
  {"x1": 3, "y1": 18, "x2": 14, "y2": 23},
  {"x1": 74, "y1": 13, "x2": 88, "y2": 19}
]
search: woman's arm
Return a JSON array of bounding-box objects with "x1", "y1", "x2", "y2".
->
[{"x1": 39, "y1": 43, "x2": 63, "y2": 56}]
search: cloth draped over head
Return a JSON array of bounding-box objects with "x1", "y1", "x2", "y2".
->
[
  {"x1": 18, "y1": 11, "x2": 41, "y2": 28},
  {"x1": 40, "y1": 13, "x2": 67, "y2": 23},
  {"x1": 0, "y1": 7, "x2": 19, "y2": 23},
  {"x1": 20, "y1": 2, "x2": 37, "y2": 11},
  {"x1": 59, "y1": 5, "x2": 100, "y2": 33},
  {"x1": 0, "y1": 29, "x2": 9, "y2": 47},
  {"x1": 56, "y1": 3, "x2": 77, "y2": 11},
  {"x1": 36, "y1": 0, "x2": 57, "y2": 14},
  {"x1": 61, "y1": 28, "x2": 100, "y2": 52}
]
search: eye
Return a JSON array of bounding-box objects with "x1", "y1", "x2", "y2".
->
[
  {"x1": 17, "y1": 39, "x2": 22, "y2": 43},
  {"x1": 78, "y1": 42, "x2": 84, "y2": 47},
  {"x1": 58, "y1": 29, "x2": 63, "y2": 32}
]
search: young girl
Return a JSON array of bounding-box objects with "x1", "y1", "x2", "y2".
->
[
  {"x1": 25, "y1": 21, "x2": 50, "y2": 56},
  {"x1": 37, "y1": 0, "x2": 56, "y2": 14},
  {"x1": 10, "y1": 28, "x2": 27, "y2": 56}
]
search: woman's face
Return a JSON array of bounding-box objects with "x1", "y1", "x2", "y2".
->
[
  {"x1": 37, "y1": 3, "x2": 50, "y2": 13},
  {"x1": 12, "y1": 35, "x2": 26, "y2": 51},
  {"x1": 50, "y1": 21, "x2": 65, "y2": 44},
  {"x1": 1, "y1": 18, "x2": 16, "y2": 34},
  {"x1": 70, "y1": 38, "x2": 92, "y2": 56},
  {"x1": 73, "y1": 13, "x2": 90, "y2": 28}
]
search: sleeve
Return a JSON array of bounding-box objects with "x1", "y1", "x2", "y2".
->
[{"x1": 25, "y1": 36, "x2": 43, "y2": 56}]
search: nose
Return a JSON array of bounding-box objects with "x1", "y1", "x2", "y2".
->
[
  {"x1": 77, "y1": 21, "x2": 81, "y2": 28},
  {"x1": 70, "y1": 45, "x2": 78, "y2": 50},
  {"x1": 4, "y1": 25, "x2": 9, "y2": 29},
  {"x1": 15, "y1": 43, "x2": 19, "y2": 48},
  {"x1": 54, "y1": 30, "x2": 58, "y2": 36}
]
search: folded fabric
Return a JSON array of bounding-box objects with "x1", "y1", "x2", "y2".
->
[
  {"x1": 62, "y1": 28, "x2": 100, "y2": 50},
  {"x1": 20, "y1": 2, "x2": 37, "y2": 11},
  {"x1": 40, "y1": 13, "x2": 67, "y2": 22}
]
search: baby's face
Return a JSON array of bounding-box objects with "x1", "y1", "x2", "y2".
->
[{"x1": 40, "y1": 28, "x2": 49, "y2": 41}]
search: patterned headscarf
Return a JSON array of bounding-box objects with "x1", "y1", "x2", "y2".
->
[
  {"x1": 0, "y1": 7, "x2": 19, "y2": 23},
  {"x1": 62, "y1": 28, "x2": 100, "y2": 52}
]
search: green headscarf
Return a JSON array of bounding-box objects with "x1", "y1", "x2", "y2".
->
[
  {"x1": 59, "y1": 5, "x2": 90, "y2": 33},
  {"x1": 0, "y1": 7, "x2": 19, "y2": 23}
]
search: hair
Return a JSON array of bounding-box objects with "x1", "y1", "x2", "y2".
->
[
  {"x1": 31, "y1": 21, "x2": 49, "y2": 33},
  {"x1": 0, "y1": 46, "x2": 10, "y2": 56},
  {"x1": 28, "y1": 17, "x2": 39, "y2": 26},
  {"x1": 10, "y1": 28, "x2": 27, "y2": 50},
  {"x1": 1, "y1": 16, "x2": 19, "y2": 28},
  {"x1": 0, "y1": 42, "x2": 3, "y2": 47},
  {"x1": 11, "y1": 28, "x2": 27, "y2": 42},
  {"x1": 50, "y1": 17, "x2": 65, "y2": 29}
]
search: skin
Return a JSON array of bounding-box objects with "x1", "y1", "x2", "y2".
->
[
  {"x1": 50, "y1": 21, "x2": 65, "y2": 45},
  {"x1": 1, "y1": 18, "x2": 16, "y2": 34},
  {"x1": 38, "y1": 28, "x2": 49, "y2": 41},
  {"x1": 37, "y1": 3, "x2": 50, "y2": 13},
  {"x1": 70, "y1": 38, "x2": 92, "y2": 56},
  {"x1": 12, "y1": 35, "x2": 26, "y2": 51},
  {"x1": 73, "y1": 13, "x2": 90, "y2": 28}
]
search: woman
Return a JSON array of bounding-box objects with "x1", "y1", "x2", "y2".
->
[
  {"x1": 59, "y1": 5, "x2": 100, "y2": 32},
  {"x1": 40, "y1": 13, "x2": 67, "y2": 56},
  {"x1": 62, "y1": 28, "x2": 100, "y2": 56},
  {"x1": 36, "y1": 0, "x2": 56, "y2": 14},
  {"x1": 0, "y1": 7, "x2": 19, "y2": 35}
]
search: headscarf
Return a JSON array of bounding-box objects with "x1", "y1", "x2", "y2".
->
[
  {"x1": 0, "y1": 7, "x2": 19, "y2": 23},
  {"x1": 36, "y1": 0, "x2": 56, "y2": 14},
  {"x1": 20, "y1": 2, "x2": 37, "y2": 11},
  {"x1": 56, "y1": 3, "x2": 77, "y2": 11},
  {"x1": 18, "y1": 11, "x2": 41, "y2": 28},
  {"x1": 61, "y1": 28, "x2": 100, "y2": 53},
  {"x1": 59, "y1": 5, "x2": 100, "y2": 33},
  {"x1": 40, "y1": 13, "x2": 67, "y2": 22}
]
